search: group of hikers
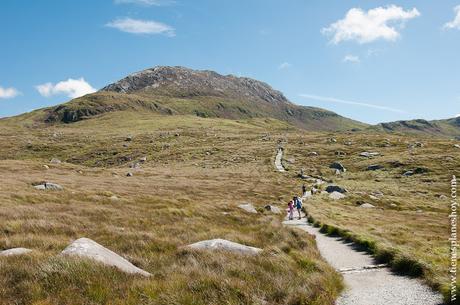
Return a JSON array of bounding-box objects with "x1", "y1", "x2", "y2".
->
[{"x1": 287, "y1": 184, "x2": 309, "y2": 220}]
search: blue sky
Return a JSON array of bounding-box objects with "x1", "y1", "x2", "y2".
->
[{"x1": 1, "y1": 0, "x2": 459, "y2": 124}]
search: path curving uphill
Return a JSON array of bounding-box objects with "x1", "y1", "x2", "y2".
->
[
  {"x1": 274, "y1": 148, "x2": 286, "y2": 172},
  {"x1": 283, "y1": 215, "x2": 443, "y2": 305}
]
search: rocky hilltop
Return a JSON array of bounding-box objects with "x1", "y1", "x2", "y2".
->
[
  {"x1": 101, "y1": 66, "x2": 290, "y2": 105},
  {"x1": 42, "y1": 66, "x2": 367, "y2": 131}
]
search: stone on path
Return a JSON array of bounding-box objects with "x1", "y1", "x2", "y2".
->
[
  {"x1": 34, "y1": 182, "x2": 63, "y2": 190},
  {"x1": 0, "y1": 248, "x2": 32, "y2": 257},
  {"x1": 329, "y1": 192, "x2": 346, "y2": 200},
  {"x1": 61, "y1": 238, "x2": 151, "y2": 277},
  {"x1": 264, "y1": 205, "x2": 281, "y2": 214},
  {"x1": 238, "y1": 203, "x2": 257, "y2": 214},
  {"x1": 187, "y1": 239, "x2": 262, "y2": 255},
  {"x1": 326, "y1": 185, "x2": 347, "y2": 194}
]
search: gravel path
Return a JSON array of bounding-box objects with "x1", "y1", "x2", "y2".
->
[
  {"x1": 274, "y1": 148, "x2": 286, "y2": 172},
  {"x1": 283, "y1": 218, "x2": 444, "y2": 305}
]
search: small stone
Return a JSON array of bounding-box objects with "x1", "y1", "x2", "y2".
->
[
  {"x1": 110, "y1": 195, "x2": 119, "y2": 201},
  {"x1": 390, "y1": 203, "x2": 397, "y2": 208},
  {"x1": 50, "y1": 158, "x2": 61, "y2": 164},
  {"x1": 139, "y1": 156, "x2": 147, "y2": 163},
  {"x1": 125, "y1": 135, "x2": 133, "y2": 142},
  {"x1": 126, "y1": 172, "x2": 133, "y2": 177},
  {"x1": 0, "y1": 248, "x2": 32, "y2": 257},
  {"x1": 264, "y1": 205, "x2": 281, "y2": 214},
  {"x1": 329, "y1": 192, "x2": 346, "y2": 200},
  {"x1": 359, "y1": 152, "x2": 380, "y2": 158},
  {"x1": 187, "y1": 239, "x2": 262, "y2": 255},
  {"x1": 360, "y1": 203, "x2": 375, "y2": 208},
  {"x1": 367, "y1": 164, "x2": 384, "y2": 171},
  {"x1": 335, "y1": 151, "x2": 346, "y2": 156},
  {"x1": 43, "y1": 165, "x2": 49, "y2": 169},
  {"x1": 438, "y1": 194, "x2": 447, "y2": 200},
  {"x1": 403, "y1": 171, "x2": 414, "y2": 176},
  {"x1": 454, "y1": 144, "x2": 460, "y2": 149},
  {"x1": 308, "y1": 152, "x2": 318, "y2": 156},
  {"x1": 329, "y1": 162, "x2": 346, "y2": 172},
  {"x1": 238, "y1": 203, "x2": 257, "y2": 214}
]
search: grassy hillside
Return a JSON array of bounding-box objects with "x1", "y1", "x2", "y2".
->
[{"x1": 376, "y1": 117, "x2": 460, "y2": 138}]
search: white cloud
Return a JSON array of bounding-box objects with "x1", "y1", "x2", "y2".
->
[
  {"x1": 36, "y1": 78, "x2": 96, "y2": 99},
  {"x1": 443, "y1": 5, "x2": 460, "y2": 30},
  {"x1": 299, "y1": 93, "x2": 406, "y2": 113},
  {"x1": 0, "y1": 86, "x2": 20, "y2": 99},
  {"x1": 342, "y1": 54, "x2": 360, "y2": 63},
  {"x1": 322, "y1": 5, "x2": 420, "y2": 44},
  {"x1": 106, "y1": 18, "x2": 175, "y2": 36},
  {"x1": 278, "y1": 62, "x2": 292, "y2": 70},
  {"x1": 114, "y1": 0, "x2": 171, "y2": 5}
]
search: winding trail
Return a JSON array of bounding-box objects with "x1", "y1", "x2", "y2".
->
[
  {"x1": 275, "y1": 149, "x2": 443, "y2": 305},
  {"x1": 274, "y1": 148, "x2": 286, "y2": 172}
]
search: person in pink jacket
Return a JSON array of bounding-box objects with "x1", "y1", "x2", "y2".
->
[{"x1": 287, "y1": 200, "x2": 294, "y2": 220}]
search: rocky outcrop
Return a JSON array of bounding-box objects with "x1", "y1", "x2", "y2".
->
[
  {"x1": 238, "y1": 203, "x2": 258, "y2": 214},
  {"x1": 0, "y1": 248, "x2": 32, "y2": 257}
]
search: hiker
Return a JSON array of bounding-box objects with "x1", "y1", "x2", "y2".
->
[
  {"x1": 302, "y1": 184, "x2": 307, "y2": 196},
  {"x1": 287, "y1": 199, "x2": 294, "y2": 220},
  {"x1": 294, "y1": 196, "x2": 302, "y2": 219}
]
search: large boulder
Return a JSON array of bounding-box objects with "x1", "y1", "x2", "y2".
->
[
  {"x1": 238, "y1": 203, "x2": 257, "y2": 214},
  {"x1": 325, "y1": 185, "x2": 347, "y2": 194},
  {"x1": 0, "y1": 248, "x2": 32, "y2": 257},
  {"x1": 187, "y1": 239, "x2": 262, "y2": 255},
  {"x1": 359, "y1": 203, "x2": 375, "y2": 209},
  {"x1": 61, "y1": 238, "x2": 151, "y2": 277},
  {"x1": 329, "y1": 162, "x2": 346, "y2": 172}
]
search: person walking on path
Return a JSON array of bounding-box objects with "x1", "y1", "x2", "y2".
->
[
  {"x1": 294, "y1": 196, "x2": 302, "y2": 220},
  {"x1": 287, "y1": 199, "x2": 294, "y2": 220},
  {"x1": 302, "y1": 184, "x2": 307, "y2": 196}
]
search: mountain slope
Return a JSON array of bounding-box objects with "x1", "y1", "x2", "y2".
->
[
  {"x1": 41, "y1": 66, "x2": 367, "y2": 131},
  {"x1": 376, "y1": 117, "x2": 460, "y2": 138}
]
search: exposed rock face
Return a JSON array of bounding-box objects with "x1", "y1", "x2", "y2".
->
[
  {"x1": 238, "y1": 203, "x2": 258, "y2": 214},
  {"x1": 0, "y1": 248, "x2": 32, "y2": 257},
  {"x1": 187, "y1": 238, "x2": 262, "y2": 255},
  {"x1": 102, "y1": 66, "x2": 290, "y2": 105},
  {"x1": 61, "y1": 238, "x2": 151, "y2": 277}
]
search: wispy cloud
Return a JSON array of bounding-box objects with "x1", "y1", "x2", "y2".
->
[
  {"x1": 106, "y1": 17, "x2": 175, "y2": 36},
  {"x1": 322, "y1": 5, "x2": 420, "y2": 44},
  {"x1": 114, "y1": 0, "x2": 173, "y2": 6},
  {"x1": 443, "y1": 5, "x2": 460, "y2": 30},
  {"x1": 36, "y1": 78, "x2": 96, "y2": 99},
  {"x1": 278, "y1": 62, "x2": 292, "y2": 70},
  {"x1": 342, "y1": 54, "x2": 360, "y2": 63},
  {"x1": 0, "y1": 86, "x2": 21, "y2": 99},
  {"x1": 299, "y1": 93, "x2": 406, "y2": 113}
]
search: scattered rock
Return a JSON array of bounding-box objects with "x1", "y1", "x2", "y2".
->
[
  {"x1": 308, "y1": 152, "x2": 318, "y2": 156},
  {"x1": 130, "y1": 162, "x2": 141, "y2": 169},
  {"x1": 335, "y1": 151, "x2": 346, "y2": 156},
  {"x1": 359, "y1": 152, "x2": 380, "y2": 158},
  {"x1": 139, "y1": 156, "x2": 147, "y2": 163},
  {"x1": 416, "y1": 209, "x2": 423, "y2": 213},
  {"x1": 388, "y1": 160, "x2": 404, "y2": 168},
  {"x1": 0, "y1": 248, "x2": 32, "y2": 257},
  {"x1": 50, "y1": 158, "x2": 61, "y2": 164},
  {"x1": 187, "y1": 239, "x2": 262, "y2": 255},
  {"x1": 43, "y1": 165, "x2": 49, "y2": 169},
  {"x1": 326, "y1": 185, "x2": 347, "y2": 194},
  {"x1": 367, "y1": 164, "x2": 384, "y2": 171},
  {"x1": 438, "y1": 194, "x2": 447, "y2": 200},
  {"x1": 61, "y1": 238, "x2": 151, "y2": 276},
  {"x1": 414, "y1": 142, "x2": 424, "y2": 148},
  {"x1": 264, "y1": 205, "x2": 281, "y2": 214},
  {"x1": 329, "y1": 162, "x2": 346, "y2": 172},
  {"x1": 403, "y1": 171, "x2": 414, "y2": 176},
  {"x1": 34, "y1": 182, "x2": 63, "y2": 191},
  {"x1": 390, "y1": 203, "x2": 397, "y2": 208},
  {"x1": 329, "y1": 192, "x2": 346, "y2": 200},
  {"x1": 238, "y1": 203, "x2": 257, "y2": 214},
  {"x1": 334, "y1": 169, "x2": 341, "y2": 176},
  {"x1": 344, "y1": 141, "x2": 353, "y2": 146},
  {"x1": 360, "y1": 203, "x2": 375, "y2": 208},
  {"x1": 413, "y1": 167, "x2": 429, "y2": 174},
  {"x1": 126, "y1": 172, "x2": 133, "y2": 177},
  {"x1": 110, "y1": 195, "x2": 119, "y2": 201},
  {"x1": 454, "y1": 144, "x2": 460, "y2": 149},
  {"x1": 328, "y1": 138, "x2": 337, "y2": 143},
  {"x1": 125, "y1": 135, "x2": 133, "y2": 142}
]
